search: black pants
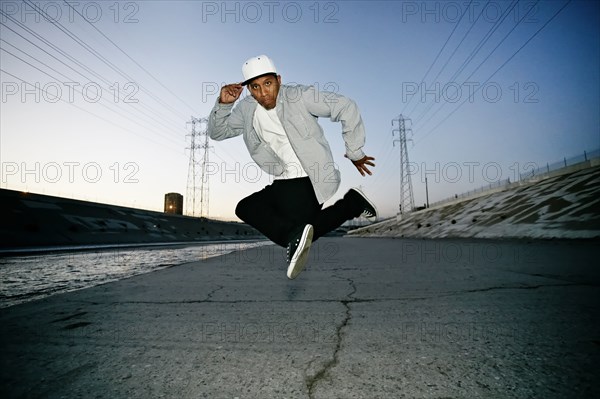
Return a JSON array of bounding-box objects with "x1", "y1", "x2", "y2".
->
[{"x1": 235, "y1": 177, "x2": 364, "y2": 247}]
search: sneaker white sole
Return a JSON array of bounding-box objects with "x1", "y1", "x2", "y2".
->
[
  {"x1": 286, "y1": 224, "x2": 314, "y2": 279},
  {"x1": 350, "y1": 187, "x2": 378, "y2": 221}
]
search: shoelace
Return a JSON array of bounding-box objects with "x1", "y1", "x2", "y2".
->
[{"x1": 287, "y1": 238, "x2": 301, "y2": 261}]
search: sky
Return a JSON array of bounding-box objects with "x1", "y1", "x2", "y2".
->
[{"x1": 1, "y1": 0, "x2": 599, "y2": 221}]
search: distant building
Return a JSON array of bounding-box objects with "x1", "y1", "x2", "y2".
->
[{"x1": 164, "y1": 193, "x2": 183, "y2": 215}]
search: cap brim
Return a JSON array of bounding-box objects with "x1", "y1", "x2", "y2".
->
[{"x1": 241, "y1": 72, "x2": 277, "y2": 86}]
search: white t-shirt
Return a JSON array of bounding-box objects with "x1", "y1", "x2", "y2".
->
[{"x1": 252, "y1": 105, "x2": 308, "y2": 180}]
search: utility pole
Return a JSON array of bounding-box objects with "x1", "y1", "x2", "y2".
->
[
  {"x1": 425, "y1": 177, "x2": 430, "y2": 208},
  {"x1": 185, "y1": 117, "x2": 211, "y2": 218},
  {"x1": 392, "y1": 114, "x2": 415, "y2": 216}
]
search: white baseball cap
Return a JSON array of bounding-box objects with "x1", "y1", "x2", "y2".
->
[{"x1": 242, "y1": 55, "x2": 277, "y2": 85}]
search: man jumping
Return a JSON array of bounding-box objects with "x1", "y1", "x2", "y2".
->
[{"x1": 208, "y1": 55, "x2": 377, "y2": 279}]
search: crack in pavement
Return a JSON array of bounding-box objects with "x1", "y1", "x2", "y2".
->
[
  {"x1": 205, "y1": 284, "x2": 224, "y2": 301},
  {"x1": 460, "y1": 282, "x2": 589, "y2": 294},
  {"x1": 63, "y1": 282, "x2": 594, "y2": 307},
  {"x1": 305, "y1": 276, "x2": 357, "y2": 399},
  {"x1": 299, "y1": 281, "x2": 591, "y2": 398},
  {"x1": 501, "y1": 269, "x2": 595, "y2": 285}
]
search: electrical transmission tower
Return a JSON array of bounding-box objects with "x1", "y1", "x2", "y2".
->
[
  {"x1": 392, "y1": 115, "x2": 415, "y2": 216},
  {"x1": 186, "y1": 117, "x2": 211, "y2": 218}
]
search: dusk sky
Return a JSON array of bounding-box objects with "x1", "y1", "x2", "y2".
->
[{"x1": 1, "y1": 0, "x2": 598, "y2": 220}]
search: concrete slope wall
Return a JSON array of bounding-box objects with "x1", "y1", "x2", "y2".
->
[
  {"x1": 0, "y1": 189, "x2": 261, "y2": 250},
  {"x1": 350, "y1": 165, "x2": 600, "y2": 240}
]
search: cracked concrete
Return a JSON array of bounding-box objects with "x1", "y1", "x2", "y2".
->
[
  {"x1": 1, "y1": 237, "x2": 599, "y2": 398},
  {"x1": 305, "y1": 277, "x2": 357, "y2": 398}
]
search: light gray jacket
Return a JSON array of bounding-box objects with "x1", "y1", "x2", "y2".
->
[{"x1": 207, "y1": 84, "x2": 366, "y2": 203}]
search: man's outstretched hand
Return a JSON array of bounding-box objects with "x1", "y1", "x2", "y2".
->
[{"x1": 346, "y1": 155, "x2": 375, "y2": 176}]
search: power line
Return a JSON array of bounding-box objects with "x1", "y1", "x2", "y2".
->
[
  {"x1": 0, "y1": 40, "x2": 184, "y2": 148},
  {"x1": 0, "y1": 12, "x2": 181, "y2": 130},
  {"x1": 413, "y1": 0, "x2": 520, "y2": 128},
  {"x1": 0, "y1": 68, "x2": 184, "y2": 155},
  {"x1": 410, "y1": 0, "x2": 490, "y2": 126},
  {"x1": 413, "y1": 0, "x2": 524, "y2": 130},
  {"x1": 61, "y1": 0, "x2": 197, "y2": 116},
  {"x1": 21, "y1": 0, "x2": 189, "y2": 122},
  {"x1": 464, "y1": 1, "x2": 542, "y2": 84},
  {"x1": 0, "y1": 11, "x2": 186, "y2": 141},
  {"x1": 415, "y1": 0, "x2": 572, "y2": 146},
  {"x1": 430, "y1": 0, "x2": 490, "y2": 86},
  {"x1": 415, "y1": 0, "x2": 538, "y2": 132},
  {"x1": 401, "y1": 0, "x2": 473, "y2": 117},
  {"x1": 1, "y1": 7, "x2": 245, "y2": 173}
]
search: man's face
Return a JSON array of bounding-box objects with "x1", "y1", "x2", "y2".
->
[{"x1": 247, "y1": 74, "x2": 281, "y2": 110}]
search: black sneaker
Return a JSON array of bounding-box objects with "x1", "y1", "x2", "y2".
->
[
  {"x1": 349, "y1": 188, "x2": 378, "y2": 221},
  {"x1": 286, "y1": 224, "x2": 314, "y2": 279}
]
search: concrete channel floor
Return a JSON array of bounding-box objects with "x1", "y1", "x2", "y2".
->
[{"x1": 1, "y1": 237, "x2": 599, "y2": 398}]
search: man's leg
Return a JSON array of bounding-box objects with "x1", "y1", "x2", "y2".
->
[
  {"x1": 235, "y1": 183, "x2": 291, "y2": 247},
  {"x1": 236, "y1": 180, "x2": 375, "y2": 245},
  {"x1": 235, "y1": 177, "x2": 320, "y2": 247},
  {"x1": 311, "y1": 188, "x2": 375, "y2": 240}
]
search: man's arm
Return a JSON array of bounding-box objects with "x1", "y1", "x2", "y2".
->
[
  {"x1": 300, "y1": 86, "x2": 375, "y2": 175},
  {"x1": 207, "y1": 83, "x2": 245, "y2": 141}
]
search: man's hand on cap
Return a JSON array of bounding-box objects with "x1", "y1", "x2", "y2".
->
[{"x1": 219, "y1": 83, "x2": 244, "y2": 104}]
